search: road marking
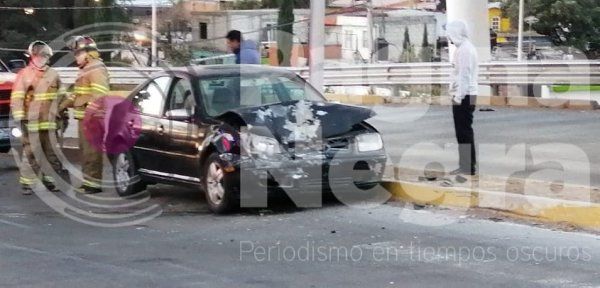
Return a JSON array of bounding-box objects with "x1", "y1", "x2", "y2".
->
[
  {"x1": 0, "y1": 219, "x2": 30, "y2": 229},
  {"x1": 0, "y1": 241, "x2": 157, "y2": 278}
]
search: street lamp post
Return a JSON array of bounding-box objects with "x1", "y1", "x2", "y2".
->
[
  {"x1": 309, "y1": 0, "x2": 325, "y2": 94},
  {"x1": 517, "y1": 0, "x2": 525, "y2": 61},
  {"x1": 366, "y1": 0, "x2": 375, "y2": 63},
  {"x1": 151, "y1": 0, "x2": 158, "y2": 67}
]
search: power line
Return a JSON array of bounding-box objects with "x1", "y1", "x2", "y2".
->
[
  {"x1": 0, "y1": 5, "x2": 123, "y2": 10},
  {"x1": 185, "y1": 4, "x2": 368, "y2": 46},
  {"x1": 0, "y1": 2, "x2": 368, "y2": 53},
  {"x1": 0, "y1": 47, "x2": 120, "y2": 53}
]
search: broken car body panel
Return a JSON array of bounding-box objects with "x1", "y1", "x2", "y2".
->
[{"x1": 221, "y1": 100, "x2": 376, "y2": 142}]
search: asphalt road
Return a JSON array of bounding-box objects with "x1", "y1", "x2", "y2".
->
[
  {"x1": 368, "y1": 105, "x2": 600, "y2": 186},
  {"x1": 1, "y1": 154, "x2": 600, "y2": 288}
]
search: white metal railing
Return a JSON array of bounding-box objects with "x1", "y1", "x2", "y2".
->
[
  {"x1": 54, "y1": 61, "x2": 600, "y2": 87},
  {"x1": 190, "y1": 54, "x2": 235, "y2": 65}
]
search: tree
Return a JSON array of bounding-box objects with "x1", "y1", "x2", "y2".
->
[
  {"x1": 436, "y1": 0, "x2": 446, "y2": 12},
  {"x1": 420, "y1": 24, "x2": 433, "y2": 62},
  {"x1": 277, "y1": 0, "x2": 294, "y2": 66},
  {"x1": 262, "y1": 0, "x2": 309, "y2": 8},
  {"x1": 503, "y1": 0, "x2": 600, "y2": 58},
  {"x1": 231, "y1": 0, "x2": 262, "y2": 9},
  {"x1": 400, "y1": 27, "x2": 416, "y2": 62}
]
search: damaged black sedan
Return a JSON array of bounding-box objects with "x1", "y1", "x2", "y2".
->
[{"x1": 108, "y1": 65, "x2": 387, "y2": 213}]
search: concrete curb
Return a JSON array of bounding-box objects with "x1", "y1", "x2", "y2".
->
[
  {"x1": 382, "y1": 180, "x2": 600, "y2": 229},
  {"x1": 325, "y1": 94, "x2": 600, "y2": 110}
]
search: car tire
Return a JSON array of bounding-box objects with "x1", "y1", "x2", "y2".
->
[
  {"x1": 202, "y1": 152, "x2": 238, "y2": 214},
  {"x1": 111, "y1": 151, "x2": 146, "y2": 197}
]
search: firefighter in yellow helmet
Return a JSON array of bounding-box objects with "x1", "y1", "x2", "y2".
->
[
  {"x1": 11, "y1": 41, "x2": 66, "y2": 195},
  {"x1": 59, "y1": 36, "x2": 109, "y2": 194}
]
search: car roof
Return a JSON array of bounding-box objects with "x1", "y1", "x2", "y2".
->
[{"x1": 152, "y1": 65, "x2": 297, "y2": 79}]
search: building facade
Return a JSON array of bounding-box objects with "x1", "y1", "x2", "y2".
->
[
  {"x1": 190, "y1": 9, "x2": 311, "y2": 52},
  {"x1": 488, "y1": 2, "x2": 512, "y2": 43}
]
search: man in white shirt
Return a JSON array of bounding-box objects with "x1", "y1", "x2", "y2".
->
[{"x1": 447, "y1": 20, "x2": 478, "y2": 176}]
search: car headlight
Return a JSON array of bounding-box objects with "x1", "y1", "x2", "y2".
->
[
  {"x1": 248, "y1": 134, "x2": 281, "y2": 156},
  {"x1": 355, "y1": 133, "x2": 383, "y2": 152},
  {"x1": 11, "y1": 127, "x2": 22, "y2": 138}
]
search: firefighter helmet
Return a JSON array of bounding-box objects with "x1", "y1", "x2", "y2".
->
[
  {"x1": 69, "y1": 36, "x2": 98, "y2": 53},
  {"x1": 27, "y1": 41, "x2": 53, "y2": 58}
]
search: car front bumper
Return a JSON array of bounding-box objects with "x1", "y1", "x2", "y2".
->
[{"x1": 235, "y1": 151, "x2": 387, "y2": 192}]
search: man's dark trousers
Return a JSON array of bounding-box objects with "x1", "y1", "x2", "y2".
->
[{"x1": 452, "y1": 95, "x2": 477, "y2": 174}]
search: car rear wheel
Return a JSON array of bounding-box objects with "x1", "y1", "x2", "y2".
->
[
  {"x1": 111, "y1": 152, "x2": 146, "y2": 197},
  {"x1": 203, "y1": 152, "x2": 238, "y2": 214}
]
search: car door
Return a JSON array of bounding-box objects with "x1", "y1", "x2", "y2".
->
[
  {"x1": 131, "y1": 76, "x2": 171, "y2": 172},
  {"x1": 162, "y1": 77, "x2": 207, "y2": 180}
]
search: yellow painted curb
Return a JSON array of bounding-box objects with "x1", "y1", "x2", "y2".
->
[
  {"x1": 324, "y1": 94, "x2": 386, "y2": 105},
  {"x1": 534, "y1": 205, "x2": 600, "y2": 228},
  {"x1": 382, "y1": 181, "x2": 477, "y2": 208},
  {"x1": 109, "y1": 91, "x2": 130, "y2": 98},
  {"x1": 324, "y1": 93, "x2": 598, "y2": 110},
  {"x1": 383, "y1": 180, "x2": 600, "y2": 230}
]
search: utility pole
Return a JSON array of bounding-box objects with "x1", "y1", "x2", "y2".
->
[
  {"x1": 366, "y1": 0, "x2": 375, "y2": 63},
  {"x1": 151, "y1": 0, "x2": 158, "y2": 67},
  {"x1": 309, "y1": 0, "x2": 325, "y2": 94},
  {"x1": 517, "y1": 0, "x2": 525, "y2": 61},
  {"x1": 447, "y1": 0, "x2": 491, "y2": 62}
]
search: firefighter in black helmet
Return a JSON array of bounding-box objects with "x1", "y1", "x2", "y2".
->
[{"x1": 59, "y1": 36, "x2": 109, "y2": 194}]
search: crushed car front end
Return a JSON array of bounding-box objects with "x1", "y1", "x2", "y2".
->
[
  {"x1": 209, "y1": 100, "x2": 387, "y2": 198},
  {"x1": 238, "y1": 123, "x2": 386, "y2": 193}
]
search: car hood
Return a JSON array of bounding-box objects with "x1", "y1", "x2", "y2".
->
[{"x1": 221, "y1": 100, "x2": 375, "y2": 143}]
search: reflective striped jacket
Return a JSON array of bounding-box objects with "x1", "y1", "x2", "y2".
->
[
  {"x1": 10, "y1": 64, "x2": 63, "y2": 131},
  {"x1": 59, "y1": 59, "x2": 109, "y2": 120}
]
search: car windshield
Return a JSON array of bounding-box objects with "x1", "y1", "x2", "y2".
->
[
  {"x1": 0, "y1": 61, "x2": 8, "y2": 73},
  {"x1": 199, "y1": 73, "x2": 326, "y2": 117}
]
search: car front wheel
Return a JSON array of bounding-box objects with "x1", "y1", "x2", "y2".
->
[
  {"x1": 111, "y1": 152, "x2": 146, "y2": 197},
  {"x1": 203, "y1": 152, "x2": 238, "y2": 214}
]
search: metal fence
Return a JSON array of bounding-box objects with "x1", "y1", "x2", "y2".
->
[{"x1": 55, "y1": 61, "x2": 600, "y2": 87}]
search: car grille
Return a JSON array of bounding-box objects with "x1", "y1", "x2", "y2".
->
[
  {"x1": 326, "y1": 137, "x2": 351, "y2": 150},
  {"x1": 285, "y1": 136, "x2": 352, "y2": 158}
]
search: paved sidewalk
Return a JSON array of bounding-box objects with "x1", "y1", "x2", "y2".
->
[{"x1": 391, "y1": 166, "x2": 600, "y2": 204}]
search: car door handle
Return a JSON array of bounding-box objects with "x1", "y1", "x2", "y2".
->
[{"x1": 157, "y1": 124, "x2": 165, "y2": 135}]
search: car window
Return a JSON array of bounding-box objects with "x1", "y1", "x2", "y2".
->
[
  {"x1": 277, "y1": 77, "x2": 309, "y2": 101},
  {"x1": 199, "y1": 73, "x2": 325, "y2": 117},
  {"x1": 134, "y1": 79, "x2": 168, "y2": 116},
  {"x1": 166, "y1": 78, "x2": 195, "y2": 115},
  {"x1": 154, "y1": 76, "x2": 171, "y2": 94}
]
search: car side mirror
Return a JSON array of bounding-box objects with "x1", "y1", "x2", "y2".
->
[
  {"x1": 136, "y1": 90, "x2": 150, "y2": 100},
  {"x1": 165, "y1": 109, "x2": 193, "y2": 121}
]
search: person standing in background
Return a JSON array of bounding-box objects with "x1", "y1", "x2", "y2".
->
[
  {"x1": 226, "y1": 30, "x2": 260, "y2": 65},
  {"x1": 446, "y1": 20, "x2": 479, "y2": 177}
]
